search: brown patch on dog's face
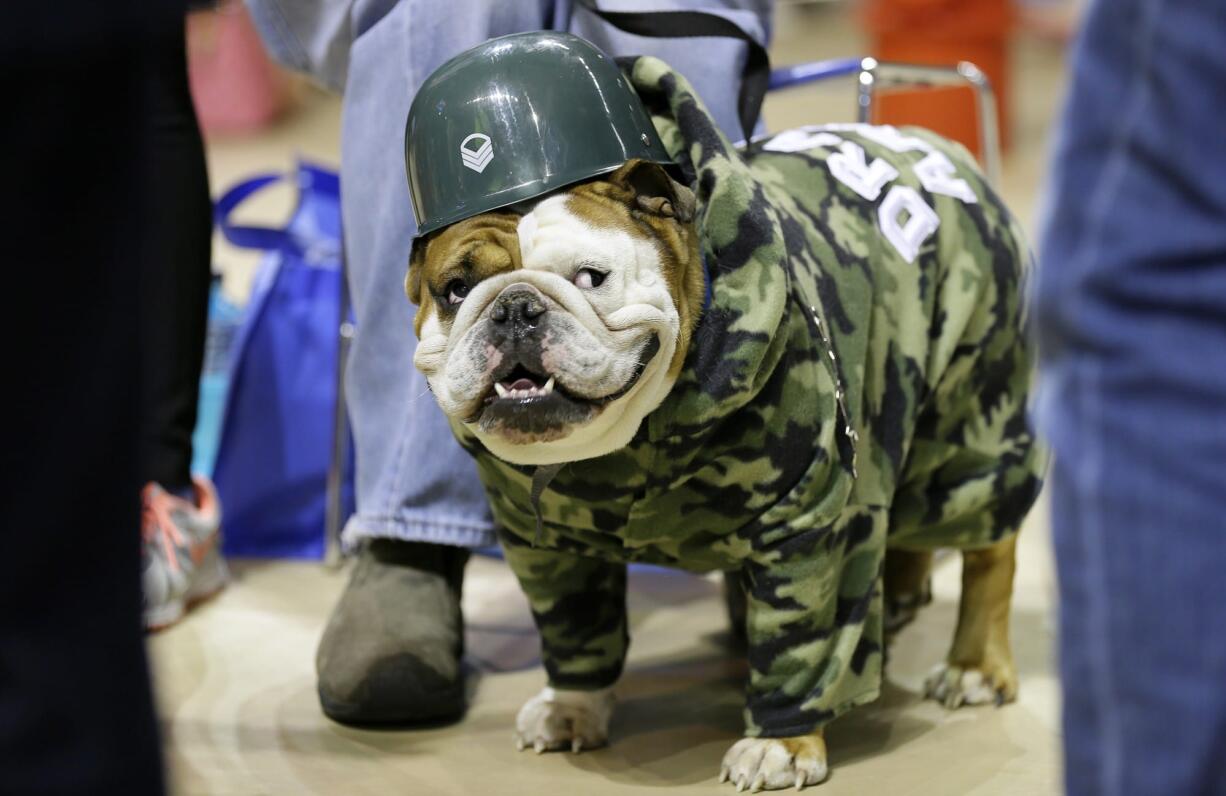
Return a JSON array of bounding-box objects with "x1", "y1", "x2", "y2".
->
[{"x1": 407, "y1": 211, "x2": 523, "y2": 337}]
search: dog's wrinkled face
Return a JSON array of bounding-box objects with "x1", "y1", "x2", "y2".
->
[{"x1": 408, "y1": 161, "x2": 705, "y2": 465}]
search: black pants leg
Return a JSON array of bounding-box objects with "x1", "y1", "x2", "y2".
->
[
  {"x1": 139, "y1": 19, "x2": 213, "y2": 492},
  {"x1": 0, "y1": 6, "x2": 178, "y2": 794}
]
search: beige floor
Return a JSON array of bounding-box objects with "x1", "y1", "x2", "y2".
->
[
  {"x1": 152, "y1": 499, "x2": 1060, "y2": 796},
  {"x1": 160, "y1": 4, "x2": 1073, "y2": 794}
]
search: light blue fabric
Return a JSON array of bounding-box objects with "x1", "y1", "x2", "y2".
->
[{"x1": 246, "y1": 0, "x2": 772, "y2": 548}]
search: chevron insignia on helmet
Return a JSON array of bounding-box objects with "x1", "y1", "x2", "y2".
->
[{"x1": 460, "y1": 133, "x2": 494, "y2": 173}]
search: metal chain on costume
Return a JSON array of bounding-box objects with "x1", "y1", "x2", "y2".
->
[{"x1": 810, "y1": 306, "x2": 859, "y2": 479}]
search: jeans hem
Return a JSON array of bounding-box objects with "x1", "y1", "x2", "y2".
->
[{"x1": 341, "y1": 513, "x2": 497, "y2": 550}]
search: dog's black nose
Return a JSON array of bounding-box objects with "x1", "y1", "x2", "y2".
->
[{"x1": 490, "y1": 288, "x2": 547, "y2": 327}]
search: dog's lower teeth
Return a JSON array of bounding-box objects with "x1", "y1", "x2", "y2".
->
[{"x1": 495, "y1": 377, "x2": 556, "y2": 401}]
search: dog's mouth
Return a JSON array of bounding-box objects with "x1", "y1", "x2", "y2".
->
[
  {"x1": 481, "y1": 335, "x2": 660, "y2": 409},
  {"x1": 471, "y1": 336, "x2": 660, "y2": 441},
  {"x1": 486, "y1": 364, "x2": 559, "y2": 404}
]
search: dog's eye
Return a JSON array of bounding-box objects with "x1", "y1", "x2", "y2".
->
[
  {"x1": 445, "y1": 279, "x2": 470, "y2": 305},
  {"x1": 573, "y1": 268, "x2": 607, "y2": 290}
]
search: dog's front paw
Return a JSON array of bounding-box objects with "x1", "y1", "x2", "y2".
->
[
  {"x1": 924, "y1": 661, "x2": 1018, "y2": 709},
  {"x1": 719, "y1": 733, "x2": 828, "y2": 792},
  {"x1": 514, "y1": 686, "x2": 615, "y2": 754}
]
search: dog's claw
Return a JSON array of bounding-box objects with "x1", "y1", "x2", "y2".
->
[
  {"x1": 737, "y1": 775, "x2": 747, "y2": 792},
  {"x1": 795, "y1": 773, "x2": 805, "y2": 791},
  {"x1": 719, "y1": 766, "x2": 730, "y2": 784},
  {"x1": 572, "y1": 738, "x2": 583, "y2": 754},
  {"x1": 515, "y1": 736, "x2": 525, "y2": 752},
  {"x1": 752, "y1": 772, "x2": 766, "y2": 792},
  {"x1": 925, "y1": 663, "x2": 1016, "y2": 710},
  {"x1": 534, "y1": 739, "x2": 546, "y2": 754}
]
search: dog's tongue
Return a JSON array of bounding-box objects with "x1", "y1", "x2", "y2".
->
[{"x1": 508, "y1": 378, "x2": 538, "y2": 391}]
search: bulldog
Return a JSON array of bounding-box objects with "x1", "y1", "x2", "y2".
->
[{"x1": 405, "y1": 58, "x2": 1042, "y2": 791}]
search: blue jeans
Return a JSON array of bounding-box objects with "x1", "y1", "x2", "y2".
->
[
  {"x1": 1034, "y1": 1, "x2": 1226, "y2": 793},
  {"x1": 246, "y1": 0, "x2": 771, "y2": 549}
]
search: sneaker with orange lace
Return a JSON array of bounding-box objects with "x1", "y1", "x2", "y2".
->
[{"x1": 141, "y1": 475, "x2": 228, "y2": 631}]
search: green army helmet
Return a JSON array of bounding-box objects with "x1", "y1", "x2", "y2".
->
[{"x1": 405, "y1": 31, "x2": 674, "y2": 237}]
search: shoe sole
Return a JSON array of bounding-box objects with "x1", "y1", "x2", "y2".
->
[
  {"x1": 318, "y1": 681, "x2": 467, "y2": 727},
  {"x1": 145, "y1": 553, "x2": 229, "y2": 632}
]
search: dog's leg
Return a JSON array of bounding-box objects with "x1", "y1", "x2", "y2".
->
[
  {"x1": 727, "y1": 514, "x2": 887, "y2": 790},
  {"x1": 720, "y1": 732, "x2": 827, "y2": 792},
  {"x1": 515, "y1": 685, "x2": 615, "y2": 753},
  {"x1": 883, "y1": 548, "x2": 933, "y2": 643},
  {"x1": 500, "y1": 538, "x2": 629, "y2": 753},
  {"x1": 924, "y1": 534, "x2": 1018, "y2": 708}
]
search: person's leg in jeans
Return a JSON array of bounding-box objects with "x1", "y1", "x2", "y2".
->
[
  {"x1": 137, "y1": 12, "x2": 229, "y2": 632},
  {"x1": 246, "y1": 0, "x2": 773, "y2": 725},
  {"x1": 0, "y1": 5, "x2": 175, "y2": 792},
  {"x1": 1034, "y1": 1, "x2": 1226, "y2": 793}
]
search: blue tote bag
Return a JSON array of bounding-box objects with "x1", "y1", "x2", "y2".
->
[{"x1": 212, "y1": 160, "x2": 354, "y2": 559}]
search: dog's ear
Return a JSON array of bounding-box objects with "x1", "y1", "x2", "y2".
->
[
  {"x1": 405, "y1": 238, "x2": 428, "y2": 306},
  {"x1": 610, "y1": 160, "x2": 696, "y2": 224}
]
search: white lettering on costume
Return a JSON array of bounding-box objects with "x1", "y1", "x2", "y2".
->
[
  {"x1": 823, "y1": 123, "x2": 933, "y2": 154},
  {"x1": 761, "y1": 127, "x2": 845, "y2": 154},
  {"x1": 878, "y1": 186, "x2": 940, "y2": 263},
  {"x1": 767, "y1": 123, "x2": 982, "y2": 263},
  {"x1": 826, "y1": 141, "x2": 899, "y2": 201},
  {"x1": 914, "y1": 151, "x2": 979, "y2": 204}
]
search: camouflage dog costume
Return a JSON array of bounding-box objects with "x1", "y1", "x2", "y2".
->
[{"x1": 448, "y1": 57, "x2": 1043, "y2": 738}]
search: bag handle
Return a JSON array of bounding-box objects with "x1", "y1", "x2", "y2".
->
[
  {"x1": 213, "y1": 172, "x2": 291, "y2": 251},
  {"x1": 572, "y1": 0, "x2": 770, "y2": 145}
]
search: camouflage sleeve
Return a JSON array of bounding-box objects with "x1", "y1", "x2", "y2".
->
[
  {"x1": 500, "y1": 531, "x2": 629, "y2": 690},
  {"x1": 740, "y1": 506, "x2": 888, "y2": 737}
]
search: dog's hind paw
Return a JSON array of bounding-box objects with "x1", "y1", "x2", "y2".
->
[
  {"x1": 719, "y1": 733, "x2": 828, "y2": 792},
  {"x1": 514, "y1": 685, "x2": 614, "y2": 754},
  {"x1": 923, "y1": 662, "x2": 1018, "y2": 709}
]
